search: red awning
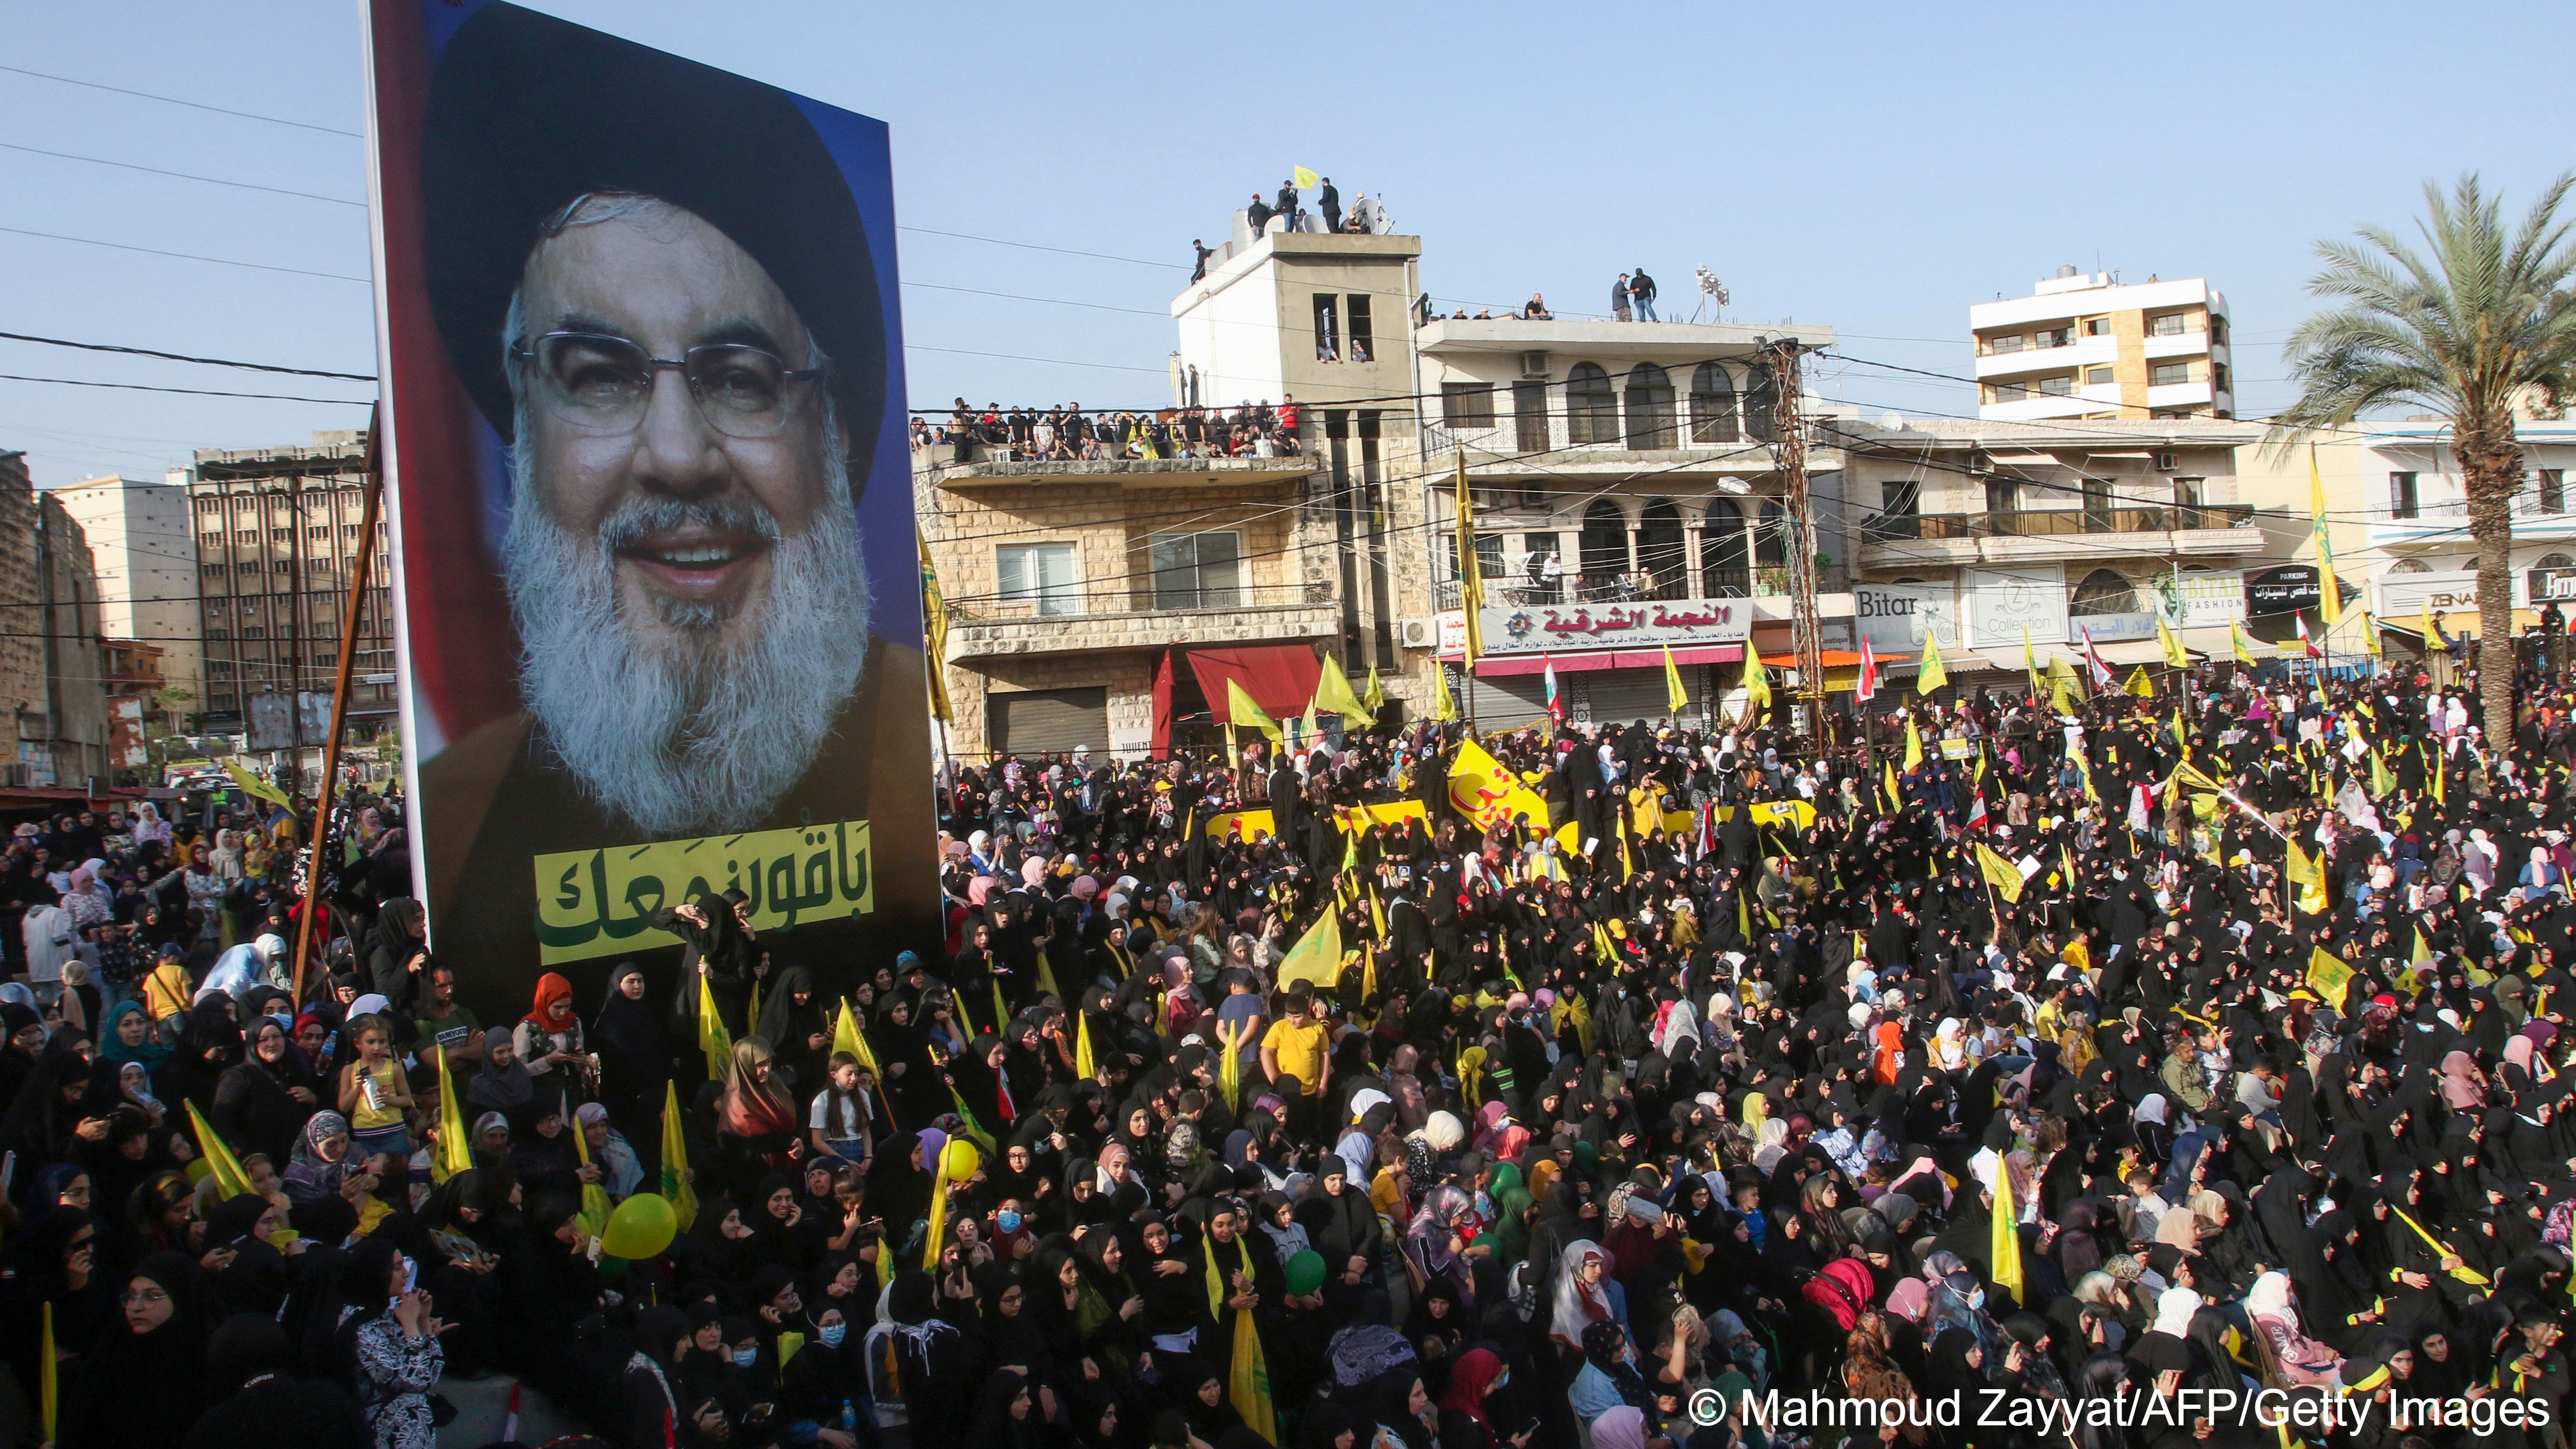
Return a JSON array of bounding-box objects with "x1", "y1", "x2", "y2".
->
[
  {"x1": 1461, "y1": 644, "x2": 1744, "y2": 676},
  {"x1": 1185, "y1": 644, "x2": 1321, "y2": 718}
]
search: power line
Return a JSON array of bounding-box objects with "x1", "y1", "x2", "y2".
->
[
  {"x1": 0, "y1": 64, "x2": 361, "y2": 137},
  {"x1": 0, "y1": 226, "x2": 370, "y2": 284},
  {"x1": 0, "y1": 330, "x2": 376, "y2": 382},
  {"x1": 0, "y1": 374, "x2": 371, "y2": 406},
  {"x1": 0, "y1": 141, "x2": 366, "y2": 207}
]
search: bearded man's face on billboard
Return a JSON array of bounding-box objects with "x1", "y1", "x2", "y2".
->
[{"x1": 501, "y1": 193, "x2": 872, "y2": 838}]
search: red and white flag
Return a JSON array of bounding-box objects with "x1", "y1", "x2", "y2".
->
[
  {"x1": 2298, "y1": 613, "x2": 2321, "y2": 658},
  {"x1": 2082, "y1": 629, "x2": 2115, "y2": 689},
  {"x1": 1856, "y1": 633, "x2": 1879, "y2": 703},
  {"x1": 1965, "y1": 792, "x2": 1989, "y2": 831},
  {"x1": 1543, "y1": 655, "x2": 1563, "y2": 724}
]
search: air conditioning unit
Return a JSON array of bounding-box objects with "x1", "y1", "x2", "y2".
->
[
  {"x1": 2154, "y1": 451, "x2": 2181, "y2": 471},
  {"x1": 1398, "y1": 619, "x2": 1436, "y2": 649},
  {"x1": 1518, "y1": 351, "x2": 1550, "y2": 380},
  {"x1": 1968, "y1": 451, "x2": 1992, "y2": 476}
]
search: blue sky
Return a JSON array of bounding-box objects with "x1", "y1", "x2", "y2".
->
[{"x1": 1, "y1": 0, "x2": 2568, "y2": 492}]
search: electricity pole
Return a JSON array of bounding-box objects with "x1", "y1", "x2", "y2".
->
[{"x1": 1766, "y1": 337, "x2": 1827, "y2": 742}]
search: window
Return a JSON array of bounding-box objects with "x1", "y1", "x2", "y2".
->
[
  {"x1": 2212, "y1": 363, "x2": 2230, "y2": 392},
  {"x1": 2173, "y1": 477, "x2": 2206, "y2": 528},
  {"x1": 1512, "y1": 381, "x2": 1548, "y2": 452},
  {"x1": 1637, "y1": 500, "x2": 1685, "y2": 595},
  {"x1": 1580, "y1": 501, "x2": 1629, "y2": 581},
  {"x1": 235, "y1": 529, "x2": 257, "y2": 544},
  {"x1": 273, "y1": 559, "x2": 294, "y2": 574},
  {"x1": 271, "y1": 527, "x2": 290, "y2": 542},
  {"x1": 241, "y1": 626, "x2": 267, "y2": 640},
  {"x1": 2038, "y1": 328, "x2": 2072, "y2": 348},
  {"x1": 2151, "y1": 361, "x2": 2191, "y2": 386},
  {"x1": 1565, "y1": 363, "x2": 1618, "y2": 444},
  {"x1": 2083, "y1": 317, "x2": 2112, "y2": 336},
  {"x1": 1989, "y1": 382, "x2": 2029, "y2": 403},
  {"x1": 206, "y1": 628, "x2": 230, "y2": 642},
  {"x1": 1148, "y1": 531, "x2": 1241, "y2": 610},
  {"x1": 1987, "y1": 476, "x2": 2022, "y2": 515},
  {"x1": 2209, "y1": 315, "x2": 2228, "y2": 345},
  {"x1": 1987, "y1": 334, "x2": 2027, "y2": 355},
  {"x1": 204, "y1": 598, "x2": 227, "y2": 614},
  {"x1": 1312, "y1": 294, "x2": 1340, "y2": 361},
  {"x1": 1622, "y1": 363, "x2": 1676, "y2": 449},
  {"x1": 343, "y1": 524, "x2": 360, "y2": 538},
  {"x1": 1446, "y1": 533, "x2": 1504, "y2": 583},
  {"x1": 1700, "y1": 500, "x2": 1748, "y2": 596},
  {"x1": 1754, "y1": 498, "x2": 1791, "y2": 571},
  {"x1": 2389, "y1": 471, "x2": 2420, "y2": 519},
  {"x1": 1880, "y1": 474, "x2": 1922, "y2": 531},
  {"x1": 2542, "y1": 468, "x2": 2566, "y2": 514},
  {"x1": 2084, "y1": 367, "x2": 2114, "y2": 385},
  {"x1": 2148, "y1": 312, "x2": 2188, "y2": 337},
  {"x1": 209, "y1": 661, "x2": 235, "y2": 679},
  {"x1": 2036, "y1": 376, "x2": 2074, "y2": 397},
  {"x1": 1440, "y1": 383, "x2": 1495, "y2": 428},
  {"x1": 200, "y1": 531, "x2": 223, "y2": 548},
  {"x1": 2070, "y1": 569, "x2": 2139, "y2": 617},
  {"x1": 2082, "y1": 476, "x2": 2114, "y2": 531},
  {"x1": 308, "y1": 524, "x2": 331, "y2": 539},
  {"x1": 1688, "y1": 364, "x2": 1737, "y2": 442},
  {"x1": 997, "y1": 543, "x2": 1079, "y2": 616},
  {"x1": 1743, "y1": 362, "x2": 1778, "y2": 443},
  {"x1": 1346, "y1": 295, "x2": 1372, "y2": 363}
]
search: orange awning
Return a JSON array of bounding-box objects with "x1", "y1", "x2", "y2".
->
[{"x1": 1759, "y1": 650, "x2": 1868, "y2": 668}]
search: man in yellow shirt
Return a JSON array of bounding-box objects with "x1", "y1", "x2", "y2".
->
[{"x1": 1261, "y1": 992, "x2": 1329, "y2": 1094}]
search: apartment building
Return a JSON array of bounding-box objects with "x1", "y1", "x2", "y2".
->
[
  {"x1": 182, "y1": 431, "x2": 394, "y2": 736},
  {"x1": 1973, "y1": 270, "x2": 2233, "y2": 423},
  {"x1": 2342, "y1": 419, "x2": 2576, "y2": 660},
  {"x1": 0, "y1": 452, "x2": 111, "y2": 786},
  {"x1": 53, "y1": 472, "x2": 201, "y2": 711}
]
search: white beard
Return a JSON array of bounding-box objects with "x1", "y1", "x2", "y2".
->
[{"x1": 502, "y1": 460, "x2": 872, "y2": 838}]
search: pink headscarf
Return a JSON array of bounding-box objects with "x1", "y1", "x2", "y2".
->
[{"x1": 2439, "y1": 1050, "x2": 2484, "y2": 1110}]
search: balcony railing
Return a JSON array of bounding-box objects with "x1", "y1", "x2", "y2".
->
[
  {"x1": 1862, "y1": 504, "x2": 2253, "y2": 542},
  {"x1": 949, "y1": 580, "x2": 1333, "y2": 626},
  {"x1": 1425, "y1": 409, "x2": 1836, "y2": 461}
]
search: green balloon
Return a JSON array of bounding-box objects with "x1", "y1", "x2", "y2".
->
[
  {"x1": 601, "y1": 1192, "x2": 679, "y2": 1260},
  {"x1": 1284, "y1": 1249, "x2": 1327, "y2": 1296}
]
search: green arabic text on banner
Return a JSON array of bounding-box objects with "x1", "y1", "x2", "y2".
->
[{"x1": 533, "y1": 820, "x2": 875, "y2": 966}]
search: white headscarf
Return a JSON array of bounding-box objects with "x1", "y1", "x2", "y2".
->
[
  {"x1": 2244, "y1": 1271, "x2": 2298, "y2": 1332},
  {"x1": 2151, "y1": 1287, "x2": 2202, "y2": 1337},
  {"x1": 1550, "y1": 1239, "x2": 1615, "y2": 1347}
]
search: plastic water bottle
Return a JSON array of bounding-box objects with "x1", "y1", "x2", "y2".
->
[{"x1": 841, "y1": 1400, "x2": 856, "y2": 1432}]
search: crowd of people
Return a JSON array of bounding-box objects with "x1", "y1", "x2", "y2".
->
[
  {"x1": 7, "y1": 650, "x2": 2576, "y2": 1449},
  {"x1": 921, "y1": 399, "x2": 1304, "y2": 466}
]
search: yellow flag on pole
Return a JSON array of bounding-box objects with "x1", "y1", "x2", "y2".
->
[
  {"x1": 186, "y1": 1099, "x2": 253, "y2": 1200},
  {"x1": 1226, "y1": 679, "x2": 1283, "y2": 744},
  {"x1": 1975, "y1": 843, "x2": 2025, "y2": 903},
  {"x1": 1291, "y1": 164, "x2": 1319, "y2": 190},
  {"x1": 1075, "y1": 1010, "x2": 1097, "y2": 1081},
  {"x1": 571, "y1": 1102, "x2": 612, "y2": 1240},
  {"x1": 1662, "y1": 643, "x2": 1688, "y2": 714},
  {"x1": 1903, "y1": 717, "x2": 1924, "y2": 771},
  {"x1": 697, "y1": 972, "x2": 733, "y2": 1081},
  {"x1": 1742, "y1": 654, "x2": 1771, "y2": 713},
  {"x1": 2231, "y1": 617, "x2": 2259, "y2": 667},
  {"x1": 919, "y1": 535, "x2": 953, "y2": 724},
  {"x1": 1315, "y1": 654, "x2": 1370, "y2": 717},
  {"x1": 433, "y1": 1044, "x2": 472, "y2": 1183},
  {"x1": 1276, "y1": 910, "x2": 1345, "y2": 992},
  {"x1": 1364, "y1": 666, "x2": 1384, "y2": 713},
  {"x1": 661, "y1": 1079, "x2": 699, "y2": 1231},
  {"x1": 1454, "y1": 451, "x2": 1485, "y2": 670},
  {"x1": 2123, "y1": 666, "x2": 2154, "y2": 698},
  {"x1": 2156, "y1": 615, "x2": 2189, "y2": 669},
  {"x1": 1431, "y1": 662, "x2": 1458, "y2": 723},
  {"x1": 2311, "y1": 444, "x2": 2341, "y2": 627},
  {"x1": 2306, "y1": 947, "x2": 2356, "y2": 1011},
  {"x1": 1991, "y1": 1155, "x2": 2025, "y2": 1305},
  {"x1": 834, "y1": 998, "x2": 878, "y2": 1075},
  {"x1": 1917, "y1": 631, "x2": 1947, "y2": 695}
]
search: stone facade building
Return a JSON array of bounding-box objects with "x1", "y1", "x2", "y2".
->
[{"x1": 0, "y1": 451, "x2": 111, "y2": 786}]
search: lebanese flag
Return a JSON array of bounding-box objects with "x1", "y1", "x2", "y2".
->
[
  {"x1": 1966, "y1": 792, "x2": 1989, "y2": 831},
  {"x1": 1544, "y1": 655, "x2": 1563, "y2": 724},
  {"x1": 2298, "y1": 613, "x2": 2321, "y2": 658},
  {"x1": 2082, "y1": 628, "x2": 2115, "y2": 689},
  {"x1": 1856, "y1": 634, "x2": 1878, "y2": 703}
]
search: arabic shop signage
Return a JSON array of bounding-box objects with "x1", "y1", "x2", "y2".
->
[
  {"x1": 1435, "y1": 598, "x2": 1752, "y2": 656},
  {"x1": 533, "y1": 820, "x2": 875, "y2": 966},
  {"x1": 2245, "y1": 565, "x2": 2319, "y2": 614}
]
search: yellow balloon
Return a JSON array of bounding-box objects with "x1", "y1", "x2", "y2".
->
[
  {"x1": 601, "y1": 1191, "x2": 679, "y2": 1260},
  {"x1": 942, "y1": 1139, "x2": 981, "y2": 1183}
]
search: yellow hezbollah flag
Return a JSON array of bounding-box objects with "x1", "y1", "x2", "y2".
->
[
  {"x1": 186, "y1": 1100, "x2": 253, "y2": 1200},
  {"x1": 571, "y1": 1101, "x2": 612, "y2": 1241},
  {"x1": 1364, "y1": 666, "x2": 1384, "y2": 713},
  {"x1": 1742, "y1": 654, "x2": 1771, "y2": 713},
  {"x1": 2231, "y1": 618, "x2": 2258, "y2": 667},
  {"x1": 224, "y1": 758, "x2": 290, "y2": 808},
  {"x1": 1230, "y1": 1304, "x2": 1279, "y2": 1441},
  {"x1": 697, "y1": 971, "x2": 733, "y2": 1081},
  {"x1": 1276, "y1": 910, "x2": 1344, "y2": 992},
  {"x1": 1662, "y1": 643, "x2": 1688, "y2": 714},
  {"x1": 1975, "y1": 843, "x2": 2025, "y2": 904},
  {"x1": 2156, "y1": 616, "x2": 2189, "y2": 669},
  {"x1": 1917, "y1": 631, "x2": 1947, "y2": 694},
  {"x1": 2363, "y1": 610, "x2": 2383, "y2": 660},
  {"x1": 2123, "y1": 666, "x2": 2154, "y2": 698},
  {"x1": 2306, "y1": 947, "x2": 2355, "y2": 1011},
  {"x1": 1903, "y1": 717, "x2": 1925, "y2": 772},
  {"x1": 1227, "y1": 679, "x2": 1284, "y2": 744},
  {"x1": 1291, "y1": 164, "x2": 1318, "y2": 191},
  {"x1": 1455, "y1": 451, "x2": 1485, "y2": 669},
  {"x1": 1432, "y1": 661, "x2": 1458, "y2": 722},
  {"x1": 661, "y1": 1079, "x2": 699, "y2": 1232},
  {"x1": 433, "y1": 1044, "x2": 472, "y2": 1184},
  {"x1": 833, "y1": 998, "x2": 878, "y2": 1075},
  {"x1": 919, "y1": 535, "x2": 953, "y2": 724},
  {"x1": 2311, "y1": 445, "x2": 2341, "y2": 627},
  {"x1": 1991, "y1": 1154, "x2": 2025, "y2": 1305},
  {"x1": 1315, "y1": 654, "x2": 1370, "y2": 718},
  {"x1": 1075, "y1": 1010, "x2": 1097, "y2": 1081}
]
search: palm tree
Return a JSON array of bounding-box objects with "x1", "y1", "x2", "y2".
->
[{"x1": 2274, "y1": 173, "x2": 2576, "y2": 742}]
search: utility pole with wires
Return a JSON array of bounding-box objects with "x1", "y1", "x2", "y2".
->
[{"x1": 1764, "y1": 337, "x2": 1827, "y2": 742}]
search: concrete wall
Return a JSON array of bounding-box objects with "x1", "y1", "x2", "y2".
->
[{"x1": 56, "y1": 474, "x2": 201, "y2": 704}]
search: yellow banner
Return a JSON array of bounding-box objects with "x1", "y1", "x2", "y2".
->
[
  {"x1": 533, "y1": 820, "x2": 876, "y2": 966},
  {"x1": 1335, "y1": 801, "x2": 1428, "y2": 831},
  {"x1": 1203, "y1": 808, "x2": 1278, "y2": 842},
  {"x1": 1711, "y1": 800, "x2": 1818, "y2": 832}
]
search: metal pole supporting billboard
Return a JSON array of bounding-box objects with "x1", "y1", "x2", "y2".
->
[{"x1": 291, "y1": 413, "x2": 382, "y2": 1006}]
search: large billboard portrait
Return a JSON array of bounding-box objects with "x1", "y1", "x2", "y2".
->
[{"x1": 363, "y1": 0, "x2": 936, "y2": 1019}]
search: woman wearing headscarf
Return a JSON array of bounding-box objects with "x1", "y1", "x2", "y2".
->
[
  {"x1": 662, "y1": 891, "x2": 756, "y2": 1040},
  {"x1": 98, "y1": 998, "x2": 173, "y2": 1074},
  {"x1": 752, "y1": 963, "x2": 832, "y2": 1112},
  {"x1": 0, "y1": 1206, "x2": 113, "y2": 1394},
  {"x1": 591, "y1": 962, "x2": 670, "y2": 1189},
  {"x1": 623, "y1": 1305, "x2": 697, "y2": 1449},
  {"x1": 2245, "y1": 1270, "x2": 2342, "y2": 1386},
  {"x1": 514, "y1": 971, "x2": 591, "y2": 1110},
  {"x1": 56, "y1": 1251, "x2": 214, "y2": 1449},
  {"x1": 210, "y1": 1015, "x2": 320, "y2": 1167},
  {"x1": 283, "y1": 1110, "x2": 369, "y2": 1210},
  {"x1": 715, "y1": 1038, "x2": 800, "y2": 1194},
  {"x1": 961, "y1": 1367, "x2": 1044, "y2": 1449},
  {"x1": 863, "y1": 1271, "x2": 975, "y2": 1434}
]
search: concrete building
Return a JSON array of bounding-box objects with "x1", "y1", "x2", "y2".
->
[
  {"x1": 180, "y1": 431, "x2": 394, "y2": 736},
  {"x1": 53, "y1": 472, "x2": 201, "y2": 713},
  {"x1": 0, "y1": 451, "x2": 111, "y2": 786},
  {"x1": 1973, "y1": 270, "x2": 2233, "y2": 423},
  {"x1": 2329, "y1": 419, "x2": 2576, "y2": 662},
  {"x1": 1414, "y1": 318, "x2": 1856, "y2": 726},
  {"x1": 1840, "y1": 415, "x2": 2274, "y2": 683}
]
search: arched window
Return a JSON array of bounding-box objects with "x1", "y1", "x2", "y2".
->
[
  {"x1": 1580, "y1": 500, "x2": 1630, "y2": 587},
  {"x1": 2070, "y1": 569, "x2": 2139, "y2": 617},
  {"x1": 1755, "y1": 497, "x2": 1791, "y2": 567},
  {"x1": 1623, "y1": 363, "x2": 1676, "y2": 449},
  {"x1": 1743, "y1": 361, "x2": 1779, "y2": 443},
  {"x1": 1566, "y1": 363, "x2": 1618, "y2": 444},
  {"x1": 1638, "y1": 499, "x2": 1685, "y2": 598},
  {"x1": 1701, "y1": 499, "x2": 1747, "y2": 597},
  {"x1": 2538, "y1": 553, "x2": 2575, "y2": 569},
  {"x1": 2386, "y1": 559, "x2": 2432, "y2": 574},
  {"x1": 1689, "y1": 364, "x2": 1738, "y2": 443}
]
